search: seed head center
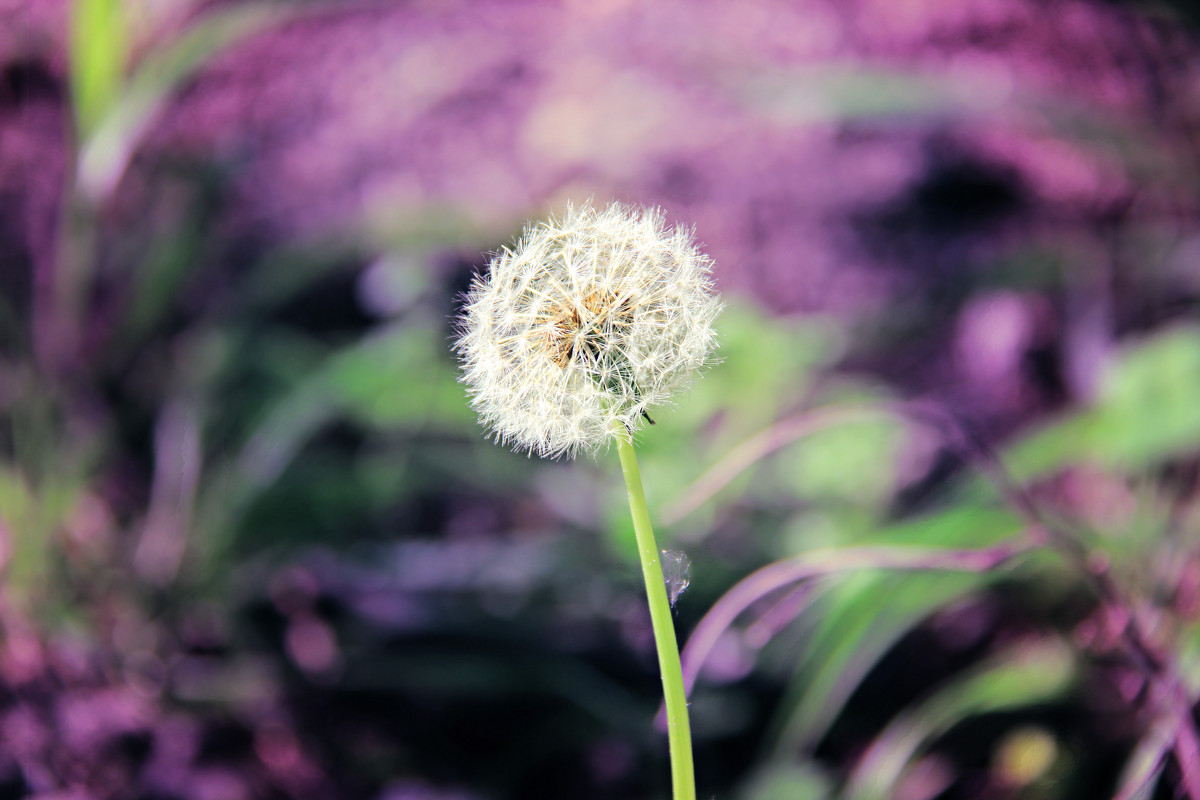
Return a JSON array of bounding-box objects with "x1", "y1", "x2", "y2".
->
[{"x1": 543, "y1": 288, "x2": 634, "y2": 369}]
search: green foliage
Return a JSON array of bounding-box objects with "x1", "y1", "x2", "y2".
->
[
  {"x1": 77, "y1": 3, "x2": 291, "y2": 200},
  {"x1": 767, "y1": 508, "x2": 1026, "y2": 757},
  {"x1": 69, "y1": 0, "x2": 127, "y2": 138},
  {"x1": 741, "y1": 763, "x2": 834, "y2": 800},
  {"x1": 843, "y1": 640, "x2": 1075, "y2": 800},
  {"x1": 1006, "y1": 326, "x2": 1200, "y2": 480}
]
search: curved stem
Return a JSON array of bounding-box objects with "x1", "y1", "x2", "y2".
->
[{"x1": 617, "y1": 436, "x2": 696, "y2": 800}]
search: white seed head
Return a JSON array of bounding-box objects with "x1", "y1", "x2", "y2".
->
[{"x1": 456, "y1": 201, "x2": 721, "y2": 459}]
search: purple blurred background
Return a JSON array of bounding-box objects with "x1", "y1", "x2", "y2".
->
[{"x1": 6, "y1": 0, "x2": 1198, "y2": 414}]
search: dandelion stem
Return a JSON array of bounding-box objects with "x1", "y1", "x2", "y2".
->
[{"x1": 617, "y1": 435, "x2": 696, "y2": 800}]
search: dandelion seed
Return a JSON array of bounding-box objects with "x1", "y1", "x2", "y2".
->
[
  {"x1": 661, "y1": 549, "x2": 691, "y2": 607},
  {"x1": 456, "y1": 201, "x2": 721, "y2": 458}
]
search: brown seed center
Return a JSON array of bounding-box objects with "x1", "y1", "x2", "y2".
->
[{"x1": 543, "y1": 288, "x2": 633, "y2": 368}]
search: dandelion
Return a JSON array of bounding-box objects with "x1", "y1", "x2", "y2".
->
[
  {"x1": 457, "y1": 200, "x2": 718, "y2": 800},
  {"x1": 456, "y1": 200, "x2": 720, "y2": 458}
]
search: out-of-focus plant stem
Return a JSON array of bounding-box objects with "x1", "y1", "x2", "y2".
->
[
  {"x1": 38, "y1": 0, "x2": 128, "y2": 373},
  {"x1": 618, "y1": 435, "x2": 696, "y2": 800}
]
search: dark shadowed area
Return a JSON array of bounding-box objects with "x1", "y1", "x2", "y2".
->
[{"x1": 1, "y1": 0, "x2": 1200, "y2": 798}]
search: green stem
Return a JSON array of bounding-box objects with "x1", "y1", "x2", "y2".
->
[{"x1": 617, "y1": 435, "x2": 696, "y2": 800}]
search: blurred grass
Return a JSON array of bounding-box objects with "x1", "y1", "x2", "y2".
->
[
  {"x1": 843, "y1": 639, "x2": 1075, "y2": 800},
  {"x1": 69, "y1": 0, "x2": 127, "y2": 139},
  {"x1": 1004, "y1": 326, "x2": 1200, "y2": 479}
]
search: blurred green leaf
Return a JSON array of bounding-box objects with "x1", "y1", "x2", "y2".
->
[
  {"x1": 190, "y1": 314, "x2": 482, "y2": 568},
  {"x1": 0, "y1": 463, "x2": 81, "y2": 615},
  {"x1": 116, "y1": 179, "x2": 216, "y2": 348},
  {"x1": 843, "y1": 639, "x2": 1075, "y2": 800},
  {"x1": 326, "y1": 322, "x2": 472, "y2": 430},
  {"x1": 740, "y1": 762, "x2": 834, "y2": 800},
  {"x1": 629, "y1": 301, "x2": 847, "y2": 541},
  {"x1": 225, "y1": 317, "x2": 469, "y2": 488},
  {"x1": 70, "y1": 0, "x2": 128, "y2": 138},
  {"x1": 775, "y1": 400, "x2": 905, "y2": 506},
  {"x1": 767, "y1": 507, "x2": 1023, "y2": 757},
  {"x1": 697, "y1": 301, "x2": 845, "y2": 431},
  {"x1": 1004, "y1": 326, "x2": 1200, "y2": 481},
  {"x1": 78, "y1": 3, "x2": 292, "y2": 200},
  {"x1": 769, "y1": 570, "x2": 976, "y2": 756}
]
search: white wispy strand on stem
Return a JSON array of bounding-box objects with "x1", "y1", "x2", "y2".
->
[{"x1": 456, "y1": 201, "x2": 721, "y2": 459}]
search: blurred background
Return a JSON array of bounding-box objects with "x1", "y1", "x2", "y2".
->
[{"x1": 2, "y1": 0, "x2": 1200, "y2": 797}]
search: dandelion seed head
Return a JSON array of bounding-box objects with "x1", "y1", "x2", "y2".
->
[{"x1": 456, "y1": 201, "x2": 721, "y2": 458}]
